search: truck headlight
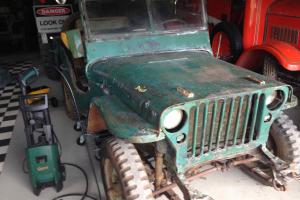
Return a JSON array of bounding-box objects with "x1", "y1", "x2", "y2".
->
[{"x1": 163, "y1": 109, "x2": 184, "y2": 130}]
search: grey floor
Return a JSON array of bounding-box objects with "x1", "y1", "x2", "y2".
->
[{"x1": 0, "y1": 53, "x2": 299, "y2": 200}]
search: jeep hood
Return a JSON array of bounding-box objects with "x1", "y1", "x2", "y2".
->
[{"x1": 87, "y1": 51, "x2": 288, "y2": 126}]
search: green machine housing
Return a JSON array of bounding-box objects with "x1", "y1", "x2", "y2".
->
[{"x1": 26, "y1": 144, "x2": 63, "y2": 194}]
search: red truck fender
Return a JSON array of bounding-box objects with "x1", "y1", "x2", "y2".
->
[{"x1": 236, "y1": 41, "x2": 300, "y2": 71}]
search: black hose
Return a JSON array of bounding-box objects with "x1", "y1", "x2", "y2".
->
[
  {"x1": 55, "y1": 67, "x2": 103, "y2": 199},
  {"x1": 52, "y1": 193, "x2": 97, "y2": 200},
  {"x1": 52, "y1": 163, "x2": 97, "y2": 200}
]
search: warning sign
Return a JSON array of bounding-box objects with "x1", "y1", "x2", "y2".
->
[{"x1": 34, "y1": 5, "x2": 73, "y2": 33}]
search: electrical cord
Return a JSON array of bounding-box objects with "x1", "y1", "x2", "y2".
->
[{"x1": 52, "y1": 163, "x2": 97, "y2": 200}]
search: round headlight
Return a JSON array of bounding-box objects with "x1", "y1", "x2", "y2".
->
[
  {"x1": 266, "y1": 90, "x2": 285, "y2": 110},
  {"x1": 163, "y1": 109, "x2": 184, "y2": 130},
  {"x1": 266, "y1": 91, "x2": 277, "y2": 105}
]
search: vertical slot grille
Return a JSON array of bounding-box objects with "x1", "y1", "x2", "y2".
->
[
  {"x1": 270, "y1": 26, "x2": 299, "y2": 45},
  {"x1": 188, "y1": 94, "x2": 262, "y2": 158}
]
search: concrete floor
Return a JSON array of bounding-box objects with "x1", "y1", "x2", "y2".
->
[{"x1": 0, "y1": 53, "x2": 299, "y2": 200}]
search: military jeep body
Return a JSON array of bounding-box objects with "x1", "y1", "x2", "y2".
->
[{"x1": 56, "y1": 0, "x2": 300, "y2": 199}]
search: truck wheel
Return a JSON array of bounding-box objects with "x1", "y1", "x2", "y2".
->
[
  {"x1": 38, "y1": 35, "x2": 60, "y2": 81},
  {"x1": 62, "y1": 81, "x2": 77, "y2": 120},
  {"x1": 268, "y1": 113, "x2": 300, "y2": 174},
  {"x1": 100, "y1": 137, "x2": 154, "y2": 200},
  {"x1": 263, "y1": 55, "x2": 278, "y2": 80},
  {"x1": 210, "y1": 21, "x2": 242, "y2": 63}
]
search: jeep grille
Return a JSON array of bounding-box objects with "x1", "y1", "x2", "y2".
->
[{"x1": 187, "y1": 93, "x2": 262, "y2": 158}]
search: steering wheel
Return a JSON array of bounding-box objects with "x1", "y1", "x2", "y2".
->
[{"x1": 161, "y1": 19, "x2": 187, "y2": 30}]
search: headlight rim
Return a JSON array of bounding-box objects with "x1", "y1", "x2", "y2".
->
[
  {"x1": 266, "y1": 90, "x2": 285, "y2": 110},
  {"x1": 162, "y1": 109, "x2": 186, "y2": 133}
]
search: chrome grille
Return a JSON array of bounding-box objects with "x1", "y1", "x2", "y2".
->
[{"x1": 270, "y1": 26, "x2": 299, "y2": 45}]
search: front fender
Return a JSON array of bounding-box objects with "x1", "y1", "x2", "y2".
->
[
  {"x1": 236, "y1": 41, "x2": 300, "y2": 71},
  {"x1": 87, "y1": 95, "x2": 165, "y2": 144}
]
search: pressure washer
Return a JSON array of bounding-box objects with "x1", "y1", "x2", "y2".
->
[{"x1": 19, "y1": 67, "x2": 65, "y2": 196}]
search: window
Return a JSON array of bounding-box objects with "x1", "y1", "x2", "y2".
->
[{"x1": 84, "y1": 0, "x2": 207, "y2": 38}]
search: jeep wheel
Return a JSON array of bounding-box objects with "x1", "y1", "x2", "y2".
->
[
  {"x1": 100, "y1": 137, "x2": 154, "y2": 200},
  {"x1": 244, "y1": 113, "x2": 300, "y2": 186},
  {"x1": 268, "y1": 113, "x2": 300, "y2": 174},
  {"x1": 62, "y1": 81, "x2": 77, "y2": 120},
  {"x1": 263, "y1": 55, "x2": 278, "y2": 80}
]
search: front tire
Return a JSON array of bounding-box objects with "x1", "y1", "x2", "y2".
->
[
  {"x1": 269, "y1": 113, "x2": 300, "y2": 174},
  {"x1": 100, "y1": 137, "x2": 154, "y2": 200}
]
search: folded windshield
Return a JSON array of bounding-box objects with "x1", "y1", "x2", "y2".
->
[{"x1": 84, "y1": 0, "x2": 207, "y2": 38}]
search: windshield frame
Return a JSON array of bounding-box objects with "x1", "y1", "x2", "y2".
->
[{"x1": 81, "y1": 0, "x2": 208, "y2": 41}]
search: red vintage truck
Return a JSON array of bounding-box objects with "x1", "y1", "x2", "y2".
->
[{"x1": 208, "y1": 0, "x2": 300, "y2": 88}]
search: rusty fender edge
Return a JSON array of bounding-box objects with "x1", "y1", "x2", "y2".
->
[{"x1": 88, "y1": 95, "x2": 165, "y2": 143}]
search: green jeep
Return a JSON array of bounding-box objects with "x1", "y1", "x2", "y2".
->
[{"x1": 55, "y1": 0, "x2": 300, "y2": 199}]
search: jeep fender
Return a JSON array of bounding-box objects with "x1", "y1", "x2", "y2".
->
[
  {"x1": 236, "y1": 41, "x2": 300, "y2": 71},
  {"x1": 86, "y1": 95, "x2": 165, "y2": 143}
]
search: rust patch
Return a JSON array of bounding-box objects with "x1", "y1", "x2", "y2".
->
[
  {"x1": 245, "y1": 75, "x2": 266, "y2": 85},
  {"x1": 195, "y1": 65, "x2": 235, "y2": 83},
  {"x1": 87, "y1": 104, "x2": 107, "y2": 134},
  {"x1": 177, "y1": 87, "x2": 194, "y2": 98},
  {"x1": 135, "y1": 85, "x2": 148, "y2": 93}
]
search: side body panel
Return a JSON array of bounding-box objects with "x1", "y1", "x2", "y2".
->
[
  {"x1": 237, "y1": 0, "x2": 300, "y2": 71},
  {"x1": 90, "y1": 96, "x2": 164, "y2": 143},
  {"x1": 265, "y1": 0, "x2": 300, "y2": 50},
  {"x1": 243, "y1": 0, "x2": 276, "y2": 49},
  {"x1": 236, "y1": 41, "x2": 300, "y2": 71}
]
